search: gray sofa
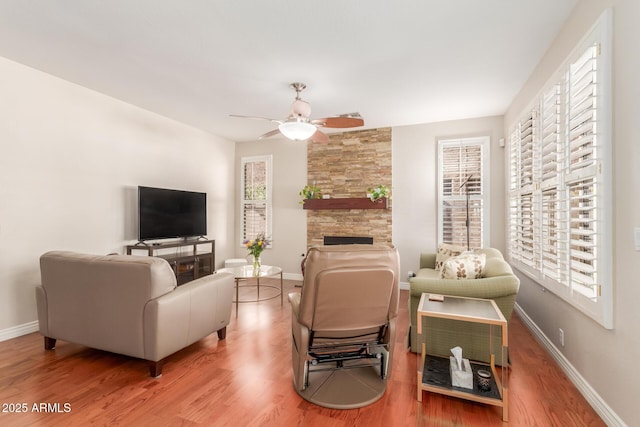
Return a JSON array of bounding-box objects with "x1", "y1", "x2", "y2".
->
[
  {"x1": 408, "y1": 248, "x2": 519, "y2": 365},
  {"x1": 36, "y1": 251, "x2": 234, "y2": 377}
]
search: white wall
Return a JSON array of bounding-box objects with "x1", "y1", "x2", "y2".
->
[
  {"x1": 392, "y1": 116, "x2": 505, "y2": 281},
  {"x1": 234, "y1": 138, "x2": 308, "y2": 277},
  {"x1": 504, "y1": 0, "x2": 639, "y2": 424},
  {"x1": 0, "y1": 56, "x2": 236, "y2": 334}
]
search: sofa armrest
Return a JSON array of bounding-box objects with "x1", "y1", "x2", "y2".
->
[
  {"x1": 143, "y1": 272, "x2": 234, "y2": 361},
  {"x1": 419, "y1": 253, "x2": 437, "y2": 269}
]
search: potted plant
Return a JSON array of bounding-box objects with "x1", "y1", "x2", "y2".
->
[
  {"x1": 367, "y1": 184, "x2": 390, "y2": 202},
  {"x1": 299, "y1": 183, "x2": 322, "y2": 204}
]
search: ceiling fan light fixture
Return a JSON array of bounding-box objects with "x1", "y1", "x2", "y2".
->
[
  {"x1": 278, "y1": 120, "x2": 316, "y2": 141},
  {"x1": 232, "y1": 82, "x2": 363, "y2": 142}
]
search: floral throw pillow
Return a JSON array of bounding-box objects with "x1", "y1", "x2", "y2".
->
[
  {"x1": 434, "y1": 243, "x2": 467, "y2": 271},
  {"x1": 440, "y1": 253, "x2": 486, "y2": 280}
]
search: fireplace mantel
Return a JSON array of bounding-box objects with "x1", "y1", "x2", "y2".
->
[{"x1": 303, "y1": 197, "x2": 387, "y2": 210}]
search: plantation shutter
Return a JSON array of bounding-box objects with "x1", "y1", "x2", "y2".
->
[
  {"x1": 438, "y1": 139, "x2": 485, "y2": 249},
  {"x1": 241, "y1": 156, "x2": 272, "y2": 243},
  {"x1": 508, "y1": 130, "x2": 520, "y2": 260},
  {"x1": 519, "y1": 113, "x2": 535, "y2": 189},
  {"x1": 568, "y1": 177, "x2": 598, "y2": 295},
  {"x1": 541, "y1": 84, "x2": 562, "y2": 184},
  {"x1": 506, "y1": 10, "x2": 611, "y2": 327},
  {"x1": 565, "y1": 44, "x2": 600, "y2": 298},
  {"x1": 509, "y1": 45, "x2": 600, "y2": 296},
  {"x1": 568, "y1": 46, "x2": 598, "y2": 174},
  {"x1": 518, "y1": 191, "x2": 535, "y2": 268},
  {"x1": 508, "y1": 112, "x2": 537, "y2": 267},
  {"x1": 540, "y1": 83, "x2": 569, "y2": 283}
]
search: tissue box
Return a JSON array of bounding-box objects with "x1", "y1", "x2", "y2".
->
[{"x1": 449, "y1": 356, "x2": 473, "y2": 389}]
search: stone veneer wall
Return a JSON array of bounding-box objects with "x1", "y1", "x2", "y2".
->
[{"x1": 306, "y1": 127, "x2": 392, "y2": 247}]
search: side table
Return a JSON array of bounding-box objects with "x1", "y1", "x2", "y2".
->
[
  {"x1": 416, "y1": 293, "x2": 509, "y2": 421},
  {"x1": 216, "y1": 265, "x2": 283, "y2": 317}
]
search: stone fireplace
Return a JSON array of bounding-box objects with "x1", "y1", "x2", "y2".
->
[{"x1": 306, "y1": 128, "x2": 392, "y2": 247}]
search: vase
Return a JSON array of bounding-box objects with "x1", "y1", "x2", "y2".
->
[{"x1": 252, "y1": 255, "x2": 261, "y2": 275}]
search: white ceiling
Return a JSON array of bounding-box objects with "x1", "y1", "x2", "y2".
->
[{"x1": 0, "y1": 0, "x2": 577, "y2": 142}]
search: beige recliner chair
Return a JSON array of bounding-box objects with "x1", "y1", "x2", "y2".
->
[
  {"x1": 36, "y1": 251, "x2": 234, "y2": 377},
  {"x1": 288, "y1": 244, "x2": 400, "y2": 408}
]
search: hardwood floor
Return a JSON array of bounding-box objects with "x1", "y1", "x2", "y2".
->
[{"x1": 0, "y1": 280, "x2": 605, "y2": 426}]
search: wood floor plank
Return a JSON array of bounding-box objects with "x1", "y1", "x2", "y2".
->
[{"x1": 0, "y1": 280, "x2": 604, "y2": 426}]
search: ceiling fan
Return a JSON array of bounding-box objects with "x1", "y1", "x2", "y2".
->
[{"x1": 231, "y1": 82, "x2": 364, "y2": 143}]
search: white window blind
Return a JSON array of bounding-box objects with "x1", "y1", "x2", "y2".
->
[
  {"x1": 508, "y1": 114, "x2": 537, "y2": 269},
  {"x1": 539, "y1": 82, "x2": 569, "y2": 284},
  {"x1": 438, "y1": 137, "x2": 489, "y2": 249},
  {"x1": 507, "y1": 10, "x2": 612, "y2": 328},
  {"x1": 566, "y1": 43, "x2": 599, "y2": 298},
  {"x1": 240, "y1": 155, "x2": 272, "y2": 244}
]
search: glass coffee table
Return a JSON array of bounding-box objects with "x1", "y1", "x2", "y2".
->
[{"x1": 216, "y1": 265, "x2": 283, "y2": 317}]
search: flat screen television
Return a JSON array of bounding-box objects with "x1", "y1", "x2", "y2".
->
[{"x1": 138, "y1": 186, "x2": 207, "y2": 241}]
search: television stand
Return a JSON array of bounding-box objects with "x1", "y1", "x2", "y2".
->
[{"x1": 126, "y1": 240, "x2": 215, "y2": 285}]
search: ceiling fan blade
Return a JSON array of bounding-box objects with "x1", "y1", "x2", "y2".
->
[
  {"x1": 230, "y1": 114, "x2": 282, "y2": 124},
  {"x1": 258, "y1": 129, "x2": 282, "y2": 139},
  {"x1": 312, "y1": 115, "x2": 364, "y2": 128},
  {"x1": 309, "y1": 129, "x2": 329, "y2": 143}
]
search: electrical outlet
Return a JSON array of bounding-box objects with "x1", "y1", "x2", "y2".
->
[
  {"x1": 407, "y1": 271, "x2": 415, "y2": 280},
  {"x1": 559, "y1": 328, "x2": 565, "y2": 347}
]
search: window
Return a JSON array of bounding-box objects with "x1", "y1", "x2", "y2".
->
[
  {"x1": 240, "y1": 155, "x2": 272, "y2": 244},
  {"x1": 438, "y1": 137, "x2": 489, "y2": 249},
  {"x1": 507, "y1": 10, "x2": 612, "y2": 328}
]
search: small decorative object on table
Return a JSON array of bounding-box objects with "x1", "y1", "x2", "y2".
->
[
  {"x1": 428, "y1": 293, "x2": 444, "y2": 302},
  {"x1": 449, "y1": 346, "x2": 473, "y2": 389},
  {"x1": 477, "y1": 369, "x2": 492, "y2": 391},
  {"x1": 244, "y1": 232, "x2": 270, "y2": 275},
  {"x1": 367, "y1": 184, "x2": 390, "y2": 202}
]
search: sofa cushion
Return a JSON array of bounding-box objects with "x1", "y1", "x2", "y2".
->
[
  {"x1": 440, "y1": 253, "x2": 486, "y2": 280},
  {"x1": 434, "y1": 243, "x2": 467, "y2": 271}
]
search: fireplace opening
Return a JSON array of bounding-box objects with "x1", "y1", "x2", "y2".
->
[{"x1": 323, "y1": 236, "x2": 373, "y2": 245}]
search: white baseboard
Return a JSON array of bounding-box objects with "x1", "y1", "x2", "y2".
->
[
  {"x1": 399, "y1": 281, "x2": 409, "y2": 290},
  {"x1": 283, "y1": 272, "x2": 303, "y2": 281},
  {"x1": 0, "y1": 320, "x2": 39, "y2": 343},
  {"x1": 514, "y1": 304, "x2": 626, "y2": 427}
]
